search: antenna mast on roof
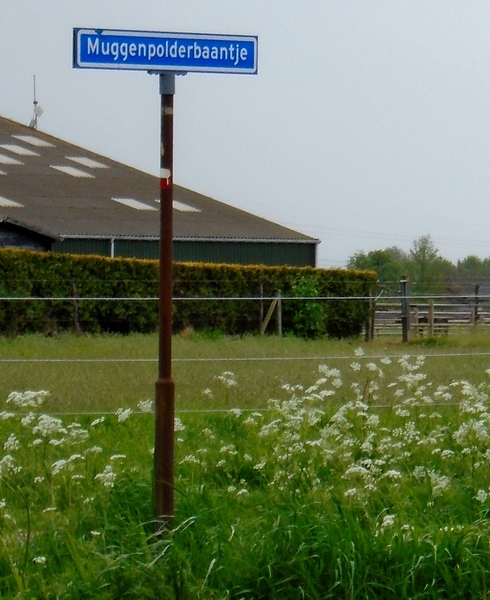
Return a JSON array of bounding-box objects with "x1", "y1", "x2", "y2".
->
[{"x1": 28, "y1": 75, "x2": 44, "y2": 129}]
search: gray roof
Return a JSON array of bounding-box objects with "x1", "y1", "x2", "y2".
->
[{"x1": 0, "y1": 116, "x2": 318, "y2": 245}]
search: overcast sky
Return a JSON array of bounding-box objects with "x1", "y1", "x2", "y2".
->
[{"x1": 2, "y1": 1, "x2": 490, "y2": 267}]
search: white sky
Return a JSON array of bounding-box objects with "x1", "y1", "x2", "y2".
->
[{"x1": 2, "y1": 1, "x2": 490, "y2": 267}]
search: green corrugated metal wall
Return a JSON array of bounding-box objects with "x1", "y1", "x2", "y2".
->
[
  {"x1": 52, "y1": 239, "x2": 316, "y2": 266},
  {"x1": 174, "y1": 241, "x2": 316, "y2": 266},
  {"x1": 52, "y1": 239, "x2": 111, "y2": 256}
]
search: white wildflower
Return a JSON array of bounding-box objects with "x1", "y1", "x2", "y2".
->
[
  {"x1": 366, "y1": 414, "x2": 380, "y2": 427},
  {"x1": 94, "y1": 465, "x2": 116, "y2": 488},
  {"x1": 3, "y1": 434, "x2": 20, "y2": 452},
  {"x1": 21, "y1": 413, "x2": 36, "y2": 426},
  {"x1": 33, "y1": 556, "x2": 46, "y2": 565},
  {"x1": 115, "y1": 408, "x2": 132, "y2": 422},
  {"x1": 137, "y1": 399, "x2": 153, "y2": 413},
  {"x1": 109, "y1": 454, "x2": 126, "y2": 461},
  {"x1": 33, "y1": 415, "x2": 67, "y2": 438},
  {"x1": 350, "y1": 362, "x2": 361, "y2": 371},
  {"x1": 90, "y1": 417, "x2": 105, "y2": 427},
  {"x1": 381, "y1": 514, "x2": 396, "y2": 531},
  {"x1": 354, "y1": 347, "x2": 365, "y2": 357},
  {"x1": 85, "y1": 445, "x2": 103, "y2": 455},
  {"x1": 7, "y1": 390, "x2": 49, "y2": 408},
  {"x1": 216, "y1": 371, "x2": 237, "y2": 388},
  {"x1": 174, "y1": 417, "x2": 185, "y2": 432},
  {"x1": 476, "y1": 489, "x2": 488, "y2": 503},
  {"x1": 180, "y1": 455, "x2": 199, "y2": 464}
]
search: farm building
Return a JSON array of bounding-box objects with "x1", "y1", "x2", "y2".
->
[{"x1": 0, "y1": 116, "x2": 319, "y2": 266}]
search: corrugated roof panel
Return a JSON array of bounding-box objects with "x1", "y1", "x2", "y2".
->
[
  {"x1": 50, "y1": 165, "x2": 95, "y2": 178},
  {"x1": 12, "y1": 135, "x2": 55, "y2": 147},
  {"x1": 0, "y1": 144, "x2": 39, "y2": 157},
  {"x1": 112, "y1": 197, "x2": 157, "y2": 211}
]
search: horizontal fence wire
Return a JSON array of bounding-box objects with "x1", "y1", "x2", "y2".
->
[
  {"x1": 2, "y1": 351, "x2": 490, "y2": 363},
  {"x1": 1, "y1": 294, "x2": 490, "y2": 301},
  {"x1": 0, "y1": 402, "x2": 469, "y2": 418}
]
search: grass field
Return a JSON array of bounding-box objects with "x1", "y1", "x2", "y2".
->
[
  {"x1": 1, "y1": 330, "x2": 490, "y2": 413},
  {"x1": 2, "y1": 331, "x2": 490, "y2": 597}
]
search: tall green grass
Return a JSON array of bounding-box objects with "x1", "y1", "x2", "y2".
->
[{"x1": 2, "y1": 333, "x2": 490, "y2": 596}]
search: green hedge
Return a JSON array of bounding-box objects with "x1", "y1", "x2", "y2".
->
[{"x1": 0, "y1": 249, "x2": 376, "y2": 338}]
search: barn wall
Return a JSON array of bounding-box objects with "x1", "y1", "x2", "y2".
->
[
  {"x1": 0, "y1": 223, "x2": 51, "y2": 252},
  {"x1": 51, "y1": 238, "x2": 317, "y2": 266}
]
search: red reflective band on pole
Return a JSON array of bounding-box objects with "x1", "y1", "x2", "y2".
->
[{"x1": 160, "y1": 168, "x2": 172, "y2": 189}]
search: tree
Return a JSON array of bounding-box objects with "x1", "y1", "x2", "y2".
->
[
  {"x1": 406, "y1": 235, "x2": 454, "y2": 294},
  {"x1": 347, "y1": 247, "x2": 407, "y2": 285},
  {"x1": 456, "y1": 256, "x2": 490, "y2": 279}
]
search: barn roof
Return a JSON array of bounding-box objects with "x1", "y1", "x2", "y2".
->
[{"x1": 0, "y1": 116, "x2": 318, "y2": 245}]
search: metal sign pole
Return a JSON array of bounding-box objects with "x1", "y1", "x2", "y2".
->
[{"x1": 154, "y1": 72, "x2": 175, "y2": 526}]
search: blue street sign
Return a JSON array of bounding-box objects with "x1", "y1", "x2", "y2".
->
[{"x1": 73, "y1": 28, "x2": 258, "y2": 75}]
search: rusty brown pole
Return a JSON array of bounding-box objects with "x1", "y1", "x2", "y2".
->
[{"x1": 154, "y1": 73, "x2": 175, "y2": 526}]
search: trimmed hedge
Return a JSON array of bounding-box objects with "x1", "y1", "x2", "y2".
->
[{"x1": 0, "y1": 249, "x2": 376, "y2": 338}]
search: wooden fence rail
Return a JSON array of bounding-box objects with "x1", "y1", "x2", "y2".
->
[{"x1": 374, "y1": 300, "x2": 490, "y2": 338}]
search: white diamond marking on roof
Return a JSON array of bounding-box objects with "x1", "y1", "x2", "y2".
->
[
  {"x1": 66, "y1": 156, "x2": 109, "y2": 169},
  {"x1": 11, "y1": 135, "x2": 55, "y2": 148},
  {"x1": 0, "y1": 196, "x2": 23, "y2": 208},
  {"x1": 0, "y1": 144, "x2": 40, "y2": 156},
  {"x1": 173, "y1": 200, "x2": 201, "y2": 212},
  {"x1": 50, "y1": 165, "x2": 95, "y2": 178},
  {"x1": 0, "y1": 154, "x2": 23, "y2": 165},
  {"x1": 112, "y1": 198, "x2": 158, "y2": 211}
]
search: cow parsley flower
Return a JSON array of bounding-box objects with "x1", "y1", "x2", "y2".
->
[
  {"x1": 115, "y1": 408, "x2": 132, "y2": 422},
  {"x1": 3, "y1": 434, "x2": 20, "y2": 452},
  {"x1": 137, "y1": 399, "x2": 153, "y2": 413},
  {"x1": 33, "y1": 415, "x2": 67, "y2": 438},
  {"x1": 381, "y1": 514, "x2": 396, "y2": 531},
  {"x1": 94, "y1": 465, "x2": 116, "y2": 488},
  {"x1": 7, "y1": 390, "x2": 49, "y2": 408},
  {"x1": 476, "y1": 489, "x2": 488, "y2": 503}
]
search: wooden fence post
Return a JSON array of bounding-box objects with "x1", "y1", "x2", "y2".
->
[
  {"x1": 365, "y1": 290, "x2": 375, "y2": 342},
  {"x1": 428, "y1": 299, "x2": 434, "y2": 337},
  {"x1": 400, "y1": 276, "x2": 411, "y2": 343},
  {"x1": 276, "y1": 292, "x2": 282, "y2": 337}
]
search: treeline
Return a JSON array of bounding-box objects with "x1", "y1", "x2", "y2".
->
[{"x1": 347, "y1": 234, "x2": 490, "y2": 294}]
